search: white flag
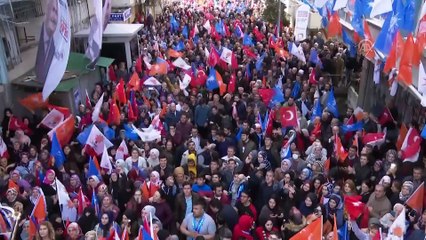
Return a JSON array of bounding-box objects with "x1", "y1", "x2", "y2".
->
[
  {"x1": 314, "y1": 0, "x2": 327, "y2": 8},
  {"x1": 85, "y1": 125, "x2": 113, "y2": 155},
  {"x1": 180, "y1": 74, "x2": 192, "y2": 90},
  {"x1": 290, "y1": 43, "x2": 306, "y2": 63},
  {"x1": 204, "y1": 47, "x2": 210, "y2": 59},
  {"x1": 100, "y1": 145, "x2": 113, "y2": 174},
  {"x1": 56, "y1": 178, "x2": 77, "y2": 221},
  {"x1": 370, "y1": 0, "x2": 393, "y2": 18},
  {"x1": 419, "y1": 61, "x2": 426, "y2": 94},
  {"x1": 173, "y1": 57, "x2": 191, "y2": 70},
  {"x1": 115, "y1": 139, "x2": 129, "y2": 160},
  {"x1": 133, "y1": 125, "x2": 161, "y2": 142},
  {"x1": 386, "y1": 207, "x2": 406, "y2": 240},
  {"x1": 333, "y1": 0, "x2": 348, "y2": 11},
  {"x1": 203, "y1": 20, "x2": 211, "y2": 33},
  {"x1": 144, "y1": 77, "x2": 162, "y2": 86},
  {"x1": 301, "y1": 101, "x2": 309, "y2": 117},
  {"x1": 85, "y1": 0, "x2": 103, "y2": 68},
  {"x1": 39, "y1": 109, "x2": 64, "y2": 129},
  {"x1": 91, "y1": 93, "x2": 104, "y2": 122},
  {"x1": 0, "y1": 136, "x2": 7, "y2": 157},
  {"x1": 220, "y1": 47, "x2": 233, "y2": 64}
]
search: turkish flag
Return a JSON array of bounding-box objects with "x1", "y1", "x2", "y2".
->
[
  {"x1": 406, "y1": 182, "x2": 424, "y2": 213},
  {"x1": 48, "y1": 116, "x2": 75, "y2": 148},
  {"x1": 127, "y1": 101, "x2": 137, "y2": 122},
  {"x1": 228, "y1": 73, "x2": 236, "y2": 93},
  {"x1": 280, "y1": 106, "x2": 298, "y2": 128},
  {"x1": 107, "y1": 102, "x2": 121, "y2": 126},
  {"x1": 362, "y1": 132, "x2": 386, "y2": 147},
  {"x1": 383, "y1": 31, "x2": 404, "y2": 74},
  {"x1": 401, "y1": 127, "x2": 422, "y2": 162},
  {"x1": 335, "y1": 135, "x2": 348, "y2": 162},
  {"x1": 344, "y1": 195, "x2": 365, "y2": 220},
  {"x1": 378, "y1": 107, "x2": 395, "y2": 125},
  {"x1": 208, "y1": 46, "x2": 220, "y2": 67},
  {"x1": 328, "y1": 12, "x2": 342, "y2": 38},
  {"x1": 258, "y1": 88, "x2": 275, "y2": 105},
  {"x1": 128, "y1": 72, "x2": 140, "y2": 92},
  {"x1": 290, "y1": 217, "x2": 322, "y2": 240},
  {"x1": 135, "y1": 56, "x2": 142, "y2": 73}
]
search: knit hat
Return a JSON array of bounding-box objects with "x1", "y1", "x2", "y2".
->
[{"x1": 402, "y1": 181, "x2": 414, "y2": 192}]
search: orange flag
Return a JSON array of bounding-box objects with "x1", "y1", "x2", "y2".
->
[
  {"x1": 290, "y1": 217, "x2": 322, "y2": 240},
  {"x1": 116, "y1": 79, "x2": 127, "y2": 104},
  {"x1": 48, "y1": 116, "x2": 75, "y2": 147},
  {"x1": 363, "y1": 20, "x2": 375, "y2": 61},
  {"x1": 383, "y1": 32, "x2": 404, "y2": 74},
  {"x1": 328, "y1": 12, "x2": 342, "y2": 38},
  {"x1": 397, "y1": 34, "x2": 415, "y2": 86},
  {"x1": 352, "y1": 134, "x2": 359, "y2": 156},
  {"x1": 128, "y1": 72, "x2": 140, "y2": 92},
  {"x1": 107, "y1": 102, "x2": 121, "y2": 126},
  {"x1": 167, "y1": 49, "x2": 184, "y2": 58},
  {"x1": 396, "y1": 123, "x2": 408, "y2": 151},
  {"x1": 274, "y1": 47, "x2": 289, "y2": 59},
  {"x1": 333, "y1": 214, "x2": 338, "y2": 240},
  {"x1": 149, "y1": 63, "x2": 168, "y2": 76},
  {"x1": 29, "y1": 195, "x2": 47, "y2": 238},
  {"x1": 19, "y1": 93, "x2": 48, "y2": 113},
  {"x1": 406, "y1": 182, "x2": 425, "y2": 214},
  {"x1": 216, "y1": 71, "x2": 227, "y2": 96},
  {"x1": 335, "y1": 135, "x2": 348, "y2": 162}
]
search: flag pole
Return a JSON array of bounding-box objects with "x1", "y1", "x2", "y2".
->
[{"x1": 149, "y1": 212, "x2": 154, "y2": 238}]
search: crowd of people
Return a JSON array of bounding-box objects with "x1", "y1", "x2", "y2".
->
[{"x1": 0, "y1": 0, "x2": 425, "y2": 239}]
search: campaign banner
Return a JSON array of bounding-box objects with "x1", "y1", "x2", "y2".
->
[
  {"x1": 35, "y1": 0, "x2": 71, "y2": 100},
  {"x1": 86, "y1": 0, "x2": 111, "y2": 69},
  {"x1": 294, "y1": 4, "x2": 310, "y2": 42}
]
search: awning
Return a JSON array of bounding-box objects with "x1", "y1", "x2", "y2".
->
[{"x1": 67, "y1": 52, "x2": 114, "y2": 72}]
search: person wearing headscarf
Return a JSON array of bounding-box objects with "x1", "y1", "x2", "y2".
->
[
  {"x1": 114, "y1": 159, "x2": 128, "y2": 175},
  {"x1": 256, "y1": 151, "x2": 272, "y2": 174},
  {"x1": 67, "y1": 174, "x2": 82, "y2": 199},
  {"x1": 77, "y1": 207, "x2": 98, "y2": 234},
  {"x1": 323, "y1": 194, "x2": 344, "y2": 234},
  {"x1": 320, "y1": 182, "x2": 334, "y2": 205},
  {"x1": 65, "y1": 222, "x2": 83, "y2": 240},
  {"x1": 142, "y1": 171, "x2": 161, "y2": 202},
  {"x1": 299, "y1": 193, "x2": 318, "y2": 217},
  {"x1": 399, "y1": 181, "x2": 414, "y2": 203},
  {"x1": 258, "y1": 194, "x2": 284, "y2": 227},
  {"x1": 41, "y1": 169, "x2": 57, "y2": 197},
  {"x1": 100, "y1": 194, "x2": 120, "y2": 221},
  {"x1": 232, "y1": 214, "x2": 254, "y2": 240},
  {"x1": 94, "y1": 211, "x2": 119, "y2": 239},
  {"x1": 147, "y1": 148, "x2": 160, "y2": 168},
  {"x1": 140, "y1": 205, "x2": 161, "y2": 227},
  {"x1": 379, "y1": 203, "x2": 405, "y2": 230},
  {"x1": 19, "y1": 220, "x2": 30, "y2": 240}
]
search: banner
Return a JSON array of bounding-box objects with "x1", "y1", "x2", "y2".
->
[
  {"x1": 35, "y1": 0, "x2": 71, "y2": 100},
  {"x1": 86, "y1": 0, "x2": 111, "y2": 69},
  {"x1": 294, "y1": 4, "x2": 310, "y2": 42}
]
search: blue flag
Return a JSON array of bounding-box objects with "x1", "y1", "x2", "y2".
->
[
  {"x1": 311, "y1": 99, "x2": 323, "y2": 121},
  {"x1": 215, "y1": 20, "x2": 225, "y2": 36},
  {"x1": 91, "y1": 189, "x2": 100, "y2": 216},
  {"x1": 245, "y1": 64, "x2": 251, "y2": 80},
  {"x1": 142, "y1": 228, "x2": 153, "y2": 240},
  {"x1": 123, "y1": 124, "x2": 139, "y2": 141},
  {"x1": 234, "y1": 25, "x2": 243, "y2": 38},
  {"x1": 193, "y1": 35, "x2": 200, "y2": 45},
  {"x1": 256, "y1": 53, "x2": 265, "y2": 71},
  {"x1": 243, "y1": 34, "x2": 254, "y2": 46},
  {"x1": 182, "y1": 25, "x2": 189, "y2": 39},
  {"x1": 206, "y1": 67, "x2": 219, "y2": 91},
  {"x1": 421, "y1": 125, "x2": 426, "y2": 139},
  {"x1": 170, "y1": 15, "x2": 179, "y2": 32},
  {"x1": 351, "y1": 1, "x2": 365, "y2": 38},
  {"x1": 291, "y1": 81, "x2": 301, "y2": 98},
  {"x1": 309, "y1": 49, "x2": 319, "y2": 64},
  {"x1": 341, "y1": 121, "x2": 364, "y2": 133},
  {"x1": 174, "y1": 40, "x2": 185, "y2": 51},
  {"x1": 103, "y1": 125, "x2": 115, "y2": 141},
  {"x1": 374, "y1": 2, "x2": 399, "y2": 56},
  {"x1": 327, "y1": 89, "x2": 339, "y2": 117},
  {"x1": 88, "y1": 156, "x2": 101, "y2": 179},
  {"x1": 235, "y1": 127, "x2": 243, "y2": 142},
  {"x1": 51, "y1": 132, "x2": 65, "y2": 169},
  {"x1": 397, "y1": 0, "x2": 416, "y2": 35},
  {"x1": 342, "y1": 30, "x2": 357, "y2": 57},
  {"x1": 338, "y1": 221, "x2": 349, "y2": 240},
  {"x1": 261, "y1": 111, "x2": 268, "y2": 132},
  {"x1": 77, "y1": 125, "x2": 93, "y2": 145},
  {"x1": 271, "y1": 87, "x2": 284, "y2": 106}
]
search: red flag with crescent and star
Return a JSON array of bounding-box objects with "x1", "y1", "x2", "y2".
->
[{"x1": 280, "y1": 106, "x2": 298, "y2": 128}]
